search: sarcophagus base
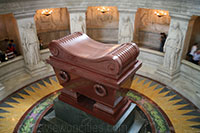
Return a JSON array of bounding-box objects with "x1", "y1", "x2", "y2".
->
[
  {"x1": 59, "y1": 90, "x2": 131, "y2": 125},
  {"x1": 54, "y1": 98, "x2": 137, "y2": 133}
]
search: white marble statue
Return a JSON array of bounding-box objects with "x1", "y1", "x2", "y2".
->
[
  {"x1": 119, "y1": 17, "x2": 133, "y2": 44},
  {"x1": 163, "y1": 22, "x2": 183, "y2": 71},
  {"x1": 71, "y1": 16, "x2": 85, "y2": 33},
  {"x1": 22, "y1": 22, "x2": 41, "y2": 66}
]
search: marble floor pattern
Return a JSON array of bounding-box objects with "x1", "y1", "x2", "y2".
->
[{"x1": 0, "y1": 75, "x2": 199, "y2": 133}]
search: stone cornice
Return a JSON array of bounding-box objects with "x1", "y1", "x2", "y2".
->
[
  {"x1": 67, "y1": 7, "x2": 88, "y2": 13},
  {"x1": 0, "y1": 0, "x2": 199, "y2": 17},
  {"x1": 118, "y1": 8, "x2": 137, "y2": 14},
  {"x1": 169, "y1": 13, "x2": 192, "y2": 21},
  {"x1": 14, "y1": 11, "x2": 36, "y2": 19}
]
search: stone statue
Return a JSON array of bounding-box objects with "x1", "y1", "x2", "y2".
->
[
  {"x1": 119, "y1": 17, "x2": 133, "y2": 44},
  {"x1": 22, "y1": 22, "x2": 41, "y2": 66},
  {"x1": 71, "y1": 16, "x2": 85, "y2": 33},
  {"x1": 163, "y1": 22, "x2": 183, "y2": 71}
]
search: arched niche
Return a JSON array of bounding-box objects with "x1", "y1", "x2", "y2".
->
[
  {"x1": 134, "y1": 8, "x2": 170, "y2": 51},
  {"x1": 34, "y1": 8, "x2": 70, "y2": 49},
  {"x1": 184, "y1": 16, "x2": 200, "y2": 65},
  {"x1": 86, "y1": 6, "x2": 119, "y2": 44},
  {"x1": 0, "y1": 13, "x2": 21, "y2": 56},
  {"x1": 188, "y1": 16, "x2": 200, "y2": 51}
]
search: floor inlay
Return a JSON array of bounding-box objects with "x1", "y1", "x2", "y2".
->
[{"x1": 0, "y1": 75, "x2": 199, "y2": 133}]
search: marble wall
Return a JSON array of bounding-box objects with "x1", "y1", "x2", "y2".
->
[
  {"x1": 37, "y1": 30, "x2": 70, "y2": 48},
  {"x1": 134, "y1": 8, "x2": 170, "y2": 50},
  {"x1": 0, "y1": 15, "x2": 7, "y2": 40},
  {"x1": 0, "y1": 56, "x2": 24, "y2": 81},
  {"x1": 86, "y1": 6, "x2": 119, "y2": 43},
  {"x1": 34, "y1": 8, "x2": 70, "y2": 47}
]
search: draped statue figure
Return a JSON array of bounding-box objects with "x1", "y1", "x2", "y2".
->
[
  {"x1": 71, "y1": 16, "x2": 86, "y2": 33},
  {"x1": 119, "y1": 17, "x2": 133, "y2": 44},
  {"x1": 22, "y1": 22, "x2": 41, "y2": 66},
  {"x1": 163, "y1": 22, "x2": 183, "y2": 71}
]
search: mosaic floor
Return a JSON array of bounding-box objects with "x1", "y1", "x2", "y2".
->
[{"x1": 0, "y1": 75, "x2": 199, "y2": 133}]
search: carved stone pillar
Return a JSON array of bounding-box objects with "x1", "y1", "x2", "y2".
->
[
  {"x1": 157, "y1": 14, "x2": 192, "y2": 79},
  {"x1": 15, "y1": 12, "x2": 46, "y2": 76},
  {"x1": 68, "y1": 9, "x2": 86, "y2": 34},
  {"x1": 118, "y1": 10, "x2": 136, "y2": 44}
]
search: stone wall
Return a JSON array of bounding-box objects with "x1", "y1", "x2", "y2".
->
[
  {"x1": 86, "y1": 6, "x2": 119, "y2": 43},
  {"x1": 34, "y1": 8, "x2": 70, "y2": 47},
  {"x1": 0, "y1": 15, "x2": 7, "y2": 40},
  {"x1": 134, "y1": 8, "x2": 170, "y2": 50},
  {"x1": 0, "y1": 0, "x2": 199, "y2": 16},
  {"x1": 0, "y1": 56, "x2": 24, "y2": 81}
]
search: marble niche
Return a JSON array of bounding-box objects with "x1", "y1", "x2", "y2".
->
[
  {"x1": 134, "y1": 8, "x2": 170, "y2": 50},
  {"x1": 188, "y1": 16, "x2": 200, "y2": 50},
  {"x1": 0, "y1": 13, "x2": 21, "y2": 54},
  {"x1": 34, "y1": 8, "x2": 70, "y2": 48},
  {"x1": 86, "y1": 6, "x2": 119, "y2": 44}
]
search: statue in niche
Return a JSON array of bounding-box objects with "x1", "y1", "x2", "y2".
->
[
  {"x1": 71, "y1": 16, "x2": 85, "y2": 33},
  {"x1": 163, "y1": 22, "x2": 183, "y2": 71},
  {"x1": 22, "y1": 22, "x2": 41, "y2": 66},
  {"x1": 119, "y1": 17, "x2": 133, "y2": 44}
]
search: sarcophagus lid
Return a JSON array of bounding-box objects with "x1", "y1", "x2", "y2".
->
[{"x1": 48, "y1": 32, "x2": 140, "y2": 79}]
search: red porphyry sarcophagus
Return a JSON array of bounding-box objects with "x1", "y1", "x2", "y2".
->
[{"x1": 47, "y1": 32, "x2": 142, "y2": 125}]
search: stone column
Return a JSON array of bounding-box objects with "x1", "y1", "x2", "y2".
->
[
  {"x1": 118, "y1": 10, "x2": 136, "y2": 44},
  {"x1": 68, "y1": 9, "x2": 87, "y2": 34},
  {"x1": 15, "y1": 12, "x2": 46, "y2": 76},
  {"x1": 157, "y1": 14, "x2": 192, "y2": 79}
]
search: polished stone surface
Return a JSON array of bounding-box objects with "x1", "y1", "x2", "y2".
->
[
  {"x1": 54, "y1": 99, "x2": 138, "y2": 133},
  {"x1": 0, "y1": 75, "x2": 199, "y2": 133}
]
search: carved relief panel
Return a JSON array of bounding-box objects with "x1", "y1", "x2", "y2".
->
[
  {"x1": 134, "y1": 8, "x2": 171, "y2": 50},
  {"x1": 86, "y1": 6, "x2": 119, "y2": 29},
  {"x1": 34, "y1": 8, "x2": 70, "y2": 33},
  {"x1": 34, "y1": 8, "x2": 70, "y2": 48},
  {"x1": 86, "y1": 6, "x2": 119, "y2": 43},
  {"x1": 138, "y1": 8, "x2": 170, "y2": 33}
]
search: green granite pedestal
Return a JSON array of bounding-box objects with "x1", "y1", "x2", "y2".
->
[{"x1": 53, "y1": 98, "x2": 139, "y2": 133}]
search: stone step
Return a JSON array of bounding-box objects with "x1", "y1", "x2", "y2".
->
[
  {"x1": 43, "y1": 110, "x2": 57, "y2": 124},
  {"x1": 54, "y1": 97, "x2": 139, "y2": 133},
  {"x1": 128, "y1": 110, "x2": 145, "y2": 133},
  {"x1": 42, "y1": 110, "x2": 83, "y2": 133},
  {"x1": 113, "y1": 103, "x2": 137, "y2": 132},
  {"x1": 40, "y1": 102, "x2": 145, "y2": 133}
]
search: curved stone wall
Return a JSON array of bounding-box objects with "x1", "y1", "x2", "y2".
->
[
  {"x1": 0, "y1": 0, "x2": 199, "y2": 109},
  {"x1": 0, "y1": 0, "x2": 200, "y2": 16}
]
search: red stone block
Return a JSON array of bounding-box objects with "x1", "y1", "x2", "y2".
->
[{"x1": 47, "y1": 32, "x2": 142, "y2": 125}]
